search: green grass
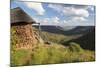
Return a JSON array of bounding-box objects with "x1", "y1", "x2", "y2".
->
[
  {"x1": 11, "y1": 27, "x2": 18, "y2": 50},
  {"x1": 30, "y1": 44, "x2": 69, "y2": 64},
  {"x1": 39, "y1": 31, "x2": 79, "y2": 44},
  {"x1": 11, "y1": 27, "x2": 95, "y2": 66},
  {"x1": 68, "y1": 42, "x2": 84, "y2": 52},
  {"x1": 11, "y1": 42, "x2": 95, "y2": 66},
  {"x1": 11, "y1": 49, "x2": 32, "y2": 66}
]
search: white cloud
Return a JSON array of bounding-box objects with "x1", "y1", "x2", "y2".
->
[
  {"x1": 72, "y1": 17, "x2": 86, "y2": 21},
  {"x1": 48, "y1": 4, "x2": 89, "y2": 18},
  {"x1": 63, "y1": 7, "x2": 89, "y2": 17},
  {"x1": 48, "y1": 4, "x2": 63, "y2": 13},
  {"x1": 41, "y1": 17, "x2": 60, "y2": 25},
  {"x1": 23, "y1": 2, "x2": 45, "y2": 15},
  {"x1": 33, "y1": 16, "x2": 60, "y2": 25},
  {"x1": 47, "y1": 4, "x2": 92, "y2": 26},
  {"x1": 52, "y1": 17, "x2": 60, "y2": 23},
  {"x1": 33, "y1": 16, "x2": 94, "y2": 26},
  {"x1": 62, "y1": 18, "x2": 93, "y2": 26},
  {"x1": 42, "y1": 18, "x2": 50, "y2": 24},
  {"x1": 76, "y1": 9, "x2": 89, "y2": 17}
]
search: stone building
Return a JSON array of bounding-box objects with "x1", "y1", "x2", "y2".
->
[{"x1": 11, "y1": 7, "x2": 41, "y2": 48}]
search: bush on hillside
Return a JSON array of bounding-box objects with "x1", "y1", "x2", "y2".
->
[{"x1": 68, "y1": 42, "x2": 84, "y2": 52}]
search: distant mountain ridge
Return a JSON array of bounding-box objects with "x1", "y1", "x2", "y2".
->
[{"x1": 33, "y1": 25, "x2": 94, "y2": 35}]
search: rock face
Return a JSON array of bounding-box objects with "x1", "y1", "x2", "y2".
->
[{"x1": 11, "y1": 24, "x2": 41, "y2": 48}]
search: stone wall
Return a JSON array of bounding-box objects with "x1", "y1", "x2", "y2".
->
[{"x1": 11, "y1": 24, "x2": 41, "y2": 48}]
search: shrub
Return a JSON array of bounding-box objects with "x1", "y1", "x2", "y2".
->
[{"x1": 68, "y1": 42, "x2": 84, "y2": 52}]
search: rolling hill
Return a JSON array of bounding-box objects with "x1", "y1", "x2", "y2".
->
[
  {"x1": 65, "y1": 28, "x2": 95, "y2": 50},
  {"x1": 33, "y1": 25, "x2": 95, "y2": 50}
]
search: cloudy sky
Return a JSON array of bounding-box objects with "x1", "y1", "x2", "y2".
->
[{"x1": 11, "y1": 0, "x2": 95, "y2": 26}]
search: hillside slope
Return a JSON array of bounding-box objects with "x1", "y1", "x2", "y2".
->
[{"x1": 64, "y1": 28, "x2": 95, "y2": 50}]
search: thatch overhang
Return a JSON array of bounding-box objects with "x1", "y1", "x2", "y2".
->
[{"x1": 11, "y1": 7, "x2": 36, "y2": 25}]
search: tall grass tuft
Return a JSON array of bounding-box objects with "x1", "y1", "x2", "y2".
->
[{"x1": 68, "y1": 42, "x2": 84, "y2": 52}]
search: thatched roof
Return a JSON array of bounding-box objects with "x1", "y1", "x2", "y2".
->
[{"x1": 11, "y1": 7, "x2": 36, "y2": 24}]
